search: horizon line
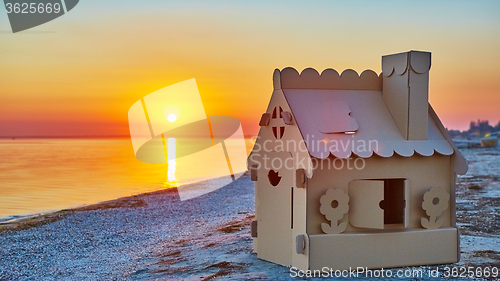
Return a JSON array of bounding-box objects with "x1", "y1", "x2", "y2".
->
[{"x1": 0, "y1": 134, "x2": 258, "y2": 139}]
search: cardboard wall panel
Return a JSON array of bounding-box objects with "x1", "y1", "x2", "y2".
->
[
  {"x1": 256, "y1": 151, "x2": 293, "y2": 266},
  {"x1": 309, "y1": 228, "x2": 458, "y2": 270},
  {"x1": 307, "y1": 154, "x2": 452, "y2": 234}
]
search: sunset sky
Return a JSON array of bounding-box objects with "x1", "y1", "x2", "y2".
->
[{"x1": 1, "y1": 0, "x2": 499, "y2": 137}]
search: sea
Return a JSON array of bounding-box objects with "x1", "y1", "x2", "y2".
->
[{"x1": 0, "y1": 138, "x2": 253, "y2": 221}]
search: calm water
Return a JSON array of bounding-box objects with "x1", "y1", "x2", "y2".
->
[{"x1": 0, "y1": 138, "x2": 252, "y2": 221}]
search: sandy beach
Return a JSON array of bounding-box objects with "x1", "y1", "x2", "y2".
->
[{"x1": 1, "y1": 148, "x2": 500, "y2": 280}]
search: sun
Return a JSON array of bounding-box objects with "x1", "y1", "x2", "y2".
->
[{"x1": 167, "y1": 113, "x2": 177, "y2": 123}]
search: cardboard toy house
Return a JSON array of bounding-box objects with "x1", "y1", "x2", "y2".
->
[{"x1": 247, "y1": 51, "x2": 468, "y2": 270}]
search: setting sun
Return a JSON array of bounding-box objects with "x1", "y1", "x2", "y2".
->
[{"x1": 167, "y1": 114, "x2": 177, "y2": 123}]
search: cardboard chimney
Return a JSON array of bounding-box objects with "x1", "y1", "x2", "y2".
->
[
  {"x1": 382, "y1": 51, "x2": 431, "y2": 140},
  {"x1": 248, "y1": 51, "x2": 468, "y2": 271}
]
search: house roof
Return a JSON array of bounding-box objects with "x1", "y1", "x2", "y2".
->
[
  {"x1": 284, "y1": 88, "x2": 455, "y2": 159},
  {"x1": 253, "y1": 65, "x2": 469, "y2": 175}
]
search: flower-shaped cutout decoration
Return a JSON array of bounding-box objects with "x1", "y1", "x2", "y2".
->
[
  {"x1": 421, "y1": 186, "x2": 450, "y2": 229},
  {"x1": 319, "y1": 188, "x2": 349, "y2": 234},
  {"x1": 422, "y1": 186, "x2": 450, "y2": 217}
]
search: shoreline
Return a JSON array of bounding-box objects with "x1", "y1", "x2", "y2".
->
[
  {"x1": 0, "y1": 187, "x2": 177, "y2": 234},
  {"x1": 0, "y1": 171, "x2": 249, "y2": 233},
  {"x1": 0, "y1": 185, "x2": 180, "y2": 225},
  {"x1": 0, "y1": 171, "x2": 240, "y2": 226}
]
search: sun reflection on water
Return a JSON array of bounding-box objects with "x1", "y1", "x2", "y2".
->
[{"x1": 163, "y1": 138, "x2": 177, "y2": 188}]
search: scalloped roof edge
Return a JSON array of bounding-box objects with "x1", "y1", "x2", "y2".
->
[
  {"x1": 311, "y1": 147, "x2": 454, "y2": 160},
  {"x1": 382, "y1": 50, "x2": 431, "y2": 77},
  {"x1": 273, "y1": 67, "x2": 382, "y2": 91}
]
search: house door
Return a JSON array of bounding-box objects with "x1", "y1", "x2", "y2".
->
[
  {"x1": 348, "y1": 179, "x2": 410, "y2": 229},
  {"x1": 256, "y1": 151, "x2": 293, "y2": 266}
]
